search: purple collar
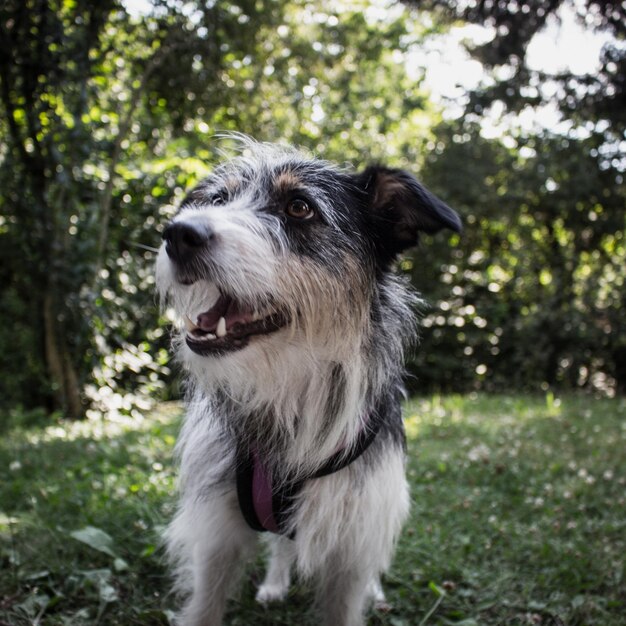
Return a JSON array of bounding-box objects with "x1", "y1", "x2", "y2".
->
[{"x1": 236, "y1": 419, "x2": 380, "y2": 536}]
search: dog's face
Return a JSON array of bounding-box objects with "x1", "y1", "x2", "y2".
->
[{"x1": 156, "y1": 142, "x2": 460, "y2": 370}]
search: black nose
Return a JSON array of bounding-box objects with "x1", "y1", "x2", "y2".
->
[{"x1": 162, "y1": 221, "x2": 213, "y2": 264}]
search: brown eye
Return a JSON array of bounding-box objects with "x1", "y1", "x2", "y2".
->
[{"x1": 286, "y1": 198, "x2": 314, "y2": 220}]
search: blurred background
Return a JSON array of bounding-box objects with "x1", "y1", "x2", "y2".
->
[{"x1": 1, "y1": 0, "x2": 624, "y2": 421}]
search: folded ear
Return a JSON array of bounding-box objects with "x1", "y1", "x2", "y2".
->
[{"x1": 356, "y1": 165, "x2": 462, "y2": 260}]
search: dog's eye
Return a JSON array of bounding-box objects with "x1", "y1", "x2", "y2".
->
[
  {"x1": 210, "y1": 192, "x2": 227, "y2": 205},
  {"x1": 285, "y1": 198, "x2": 314, "y2": 220}
]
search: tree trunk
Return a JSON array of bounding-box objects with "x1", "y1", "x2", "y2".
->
[{"x1": 43, "y1": 289, "x2": 83, "y2": 418}]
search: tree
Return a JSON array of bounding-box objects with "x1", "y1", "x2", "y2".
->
[
  {"x1": 1, "y1": 0, "x2": 443, "y2": 415},
  {"x1": 416, "y1": 0, "x2": 625, "y2": 129},
  {"x1": 403, "y1": 0, "x2": 626, "y2": 394},
  {"x1": 0, "y1": 1, "x2": 119, "y2": 417}
]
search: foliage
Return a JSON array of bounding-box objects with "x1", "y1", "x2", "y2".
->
[
  {"x1": 403, "y1": 0, "x2": 626, "y2": 395},
  {"x1": 1, "y1": 395, "x2": 625, "y2": 624},
  {"x1": 0, "y1": 403, "x2": 178, "y2": 625},
  {"x1": 408, "y1": 121, "x2": 626, "y2": 394},
  {"x1": 1, "y1": 0, "x2": 625, "y2": 414},
  {"x1": 0, "y1": 0, "x2": 444, "y2": 416},
  {"x1": 416, "y1": 0, "x2": 626, "y2": 131}
]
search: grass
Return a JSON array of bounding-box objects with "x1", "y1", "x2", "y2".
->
[{"x1": 1, "y1": 394, "x2": 625, "y2": 625}]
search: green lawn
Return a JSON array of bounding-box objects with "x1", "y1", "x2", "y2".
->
[{"x1": 1, "y1": 395, "x2": 624, "y2": 625}]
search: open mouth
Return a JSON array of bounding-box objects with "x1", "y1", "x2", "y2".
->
[{"x1": 184, "y1": 293, "x2": 289, "y2": 356}]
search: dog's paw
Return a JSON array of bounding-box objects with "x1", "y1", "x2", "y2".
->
[
  {"x1": 368, "y1": 578, "x2": 391, "y2": 612},
  {"x1": 371, "y1": 591, "x2": 392, "y2": 612},
  {"x1": 255, "y1": 584, "x2": 289, "y2": 605}
]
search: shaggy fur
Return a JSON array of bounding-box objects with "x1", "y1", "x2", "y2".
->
[{"x1": 156, "y1": 138, "x2": 461, "y2": 626}]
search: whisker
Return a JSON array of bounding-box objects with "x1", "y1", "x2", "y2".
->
[{"x1": 128, "y1": 242, "x2": 160, "y2": 253}]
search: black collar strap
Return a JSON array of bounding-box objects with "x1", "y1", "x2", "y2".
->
[{"x1": 236, "y1": 418, "x2": 381, "y2": 536}]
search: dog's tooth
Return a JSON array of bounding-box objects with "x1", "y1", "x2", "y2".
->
[
  {"x1": 187, "y1": 330, "x2": 217, "y2": 342},
  {"x1": 252, "y1": 311, "x2": 260, "y2": 322},
  {"x1": 216, "y1": 317, "x2": 227, "y2": 338},
  {"x1": 184, "y1": 315, "x2": 196, "y2": 332}
]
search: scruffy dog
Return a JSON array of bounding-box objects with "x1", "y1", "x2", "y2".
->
[{"x1": 156, "y1": 139, "x2": 461, "y2": 626}]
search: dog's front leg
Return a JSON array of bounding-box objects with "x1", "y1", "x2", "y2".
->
[
  {"x1": 317, "y1": 565, "x2": 371, "y2": 626},
  {"x1": 178, "y1": 544, "x2": 243, "y2": 626},
  {"x1": 171, "y1": 496, "x2": 256, "y2": 626}
]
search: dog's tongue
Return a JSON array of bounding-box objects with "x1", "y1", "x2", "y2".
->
[
  {"x1": 196, "y1": 295, "x2": 253, "y2": 332},
  {"x1": 196, "y1": 295, "x2": 229, "y2": 331}
]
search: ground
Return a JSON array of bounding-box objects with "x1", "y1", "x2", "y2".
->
[{"x1": 1, "y1": 394, "x2": 624, "y2": 625}]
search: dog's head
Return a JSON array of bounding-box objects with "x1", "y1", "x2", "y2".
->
[{"x1": 156, "y1": 140, "x2": 460, "y2": 376}]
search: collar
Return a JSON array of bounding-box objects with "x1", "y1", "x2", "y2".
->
[{"x1": 236, "y1": 417, "x2": 381, "y2": 536}]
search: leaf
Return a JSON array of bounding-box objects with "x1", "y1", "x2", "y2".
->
[
  {"x1": 70, "y1": 526, "x2": 116, "y2": 557},
  {"x1": 60, "y1": 608, "x2": 91, "y2": 625},
  {"x1": 81, "y1": 568, "x2": 118, "y2": 603},
  {"x1": 98, "y1": 581, "x2": 118, "y2": 603},
  {"x1": 113, "y1": 557, "x2": 129, "y2": 571},
  {"x1": 16, "y1": 593, "x2": 50, "y2": 617},
  {"x1": 428, "y1": 581, "x2": 445, "y2": 597},
  {"x1": 135, "y1": 609, "x2": 175, "y2": 625},
  {"x1": 80, "y1": 568, "x2": 112, "y2": 583},
  {"x1": 24, "y1": 570, "x2": 50, "y2": 580},
  {"x1": 141, "y1": 544, "x2": 156, "y2": 558}
]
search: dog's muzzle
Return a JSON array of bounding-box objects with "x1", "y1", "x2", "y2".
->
[{"x1": 162, "y1": 219, "x2": 290, "y2": 356}]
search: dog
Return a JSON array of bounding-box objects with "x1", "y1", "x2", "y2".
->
[{"x1": 156, "y1": 138, "x2": 461, "y2": 626}]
